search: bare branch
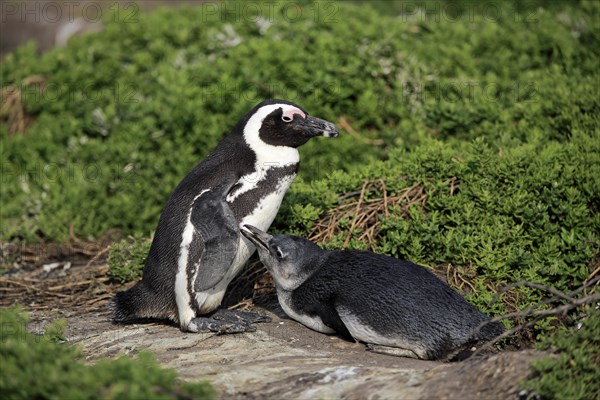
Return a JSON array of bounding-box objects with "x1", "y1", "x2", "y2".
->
[
  {"x1": 471, "y1": 282, "x2": 600, "y2": 358},
  {"x1": 485, "y1": 294, "x2": 600, "y2": 325},
  {"x1": 472, "y1": 315, "x2": 546, "y2": 358},
  {"x1": 496, "y1": 281, "x2": 575, "y2": 302}
]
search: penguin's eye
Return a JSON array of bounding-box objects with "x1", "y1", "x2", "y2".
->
[
  {"x1": 275, "y1": 247, "x2": 286, "y2": 259},
  {"x1": 281, "y1": 115, "x2": 293, "y2": 123}
]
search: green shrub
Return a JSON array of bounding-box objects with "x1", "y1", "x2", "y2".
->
[
  {"x1": 0, "y1": 308, "x2": 215, "y2": 400},
  {"x1": 107, "y1": 236, "x2": 152, "y2": 283},
  {"x1": 521, "y1": 309, "x2": 600, "y2": 400},
  {"x1": 1, "y1": 0, "x2": 598, "y2": 241}
]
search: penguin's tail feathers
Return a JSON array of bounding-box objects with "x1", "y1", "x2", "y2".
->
[
  {"x1": 474, "y1": 318, "x2": 505, "y2": 342},
  {"x1": 110, "y1": 283, "x2": 153, "y2": 323},
  {"x1": 445, "y1": 319, "x2": 505, "y2": 362}
]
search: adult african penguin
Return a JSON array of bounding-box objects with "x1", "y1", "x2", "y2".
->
[
  {"x1": 241, "y1": 225, "x2": 504, "y2": 360},
  {"x1": 110, "y1": 99, "x2": 339, "y2": 333}
]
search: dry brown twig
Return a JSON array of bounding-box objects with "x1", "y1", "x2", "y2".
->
[
  {"x1": 337, "y1": 115, "x2": 384, "y2": 146},
  {"x1": 493, "y1": 281, "x2": 576, "y2": 303},
  {"x1": 1, "y1": 75, "x2": 46, "y2": 134},
  {"x1": 309, "y1": 179, "x2": 454, "y2": 250},
  {"x1": 472, "y1": 276, "x2": 600, "y2": 357},
  {"x1": 0, "y1": 227, "x2": 118, "y2": 311},
  {"x1": 584, "y1": 264, "x2": 599, "y2": 296},
  {"x1": 85, "y1": 244, "x2": 112, "y2": 268}
]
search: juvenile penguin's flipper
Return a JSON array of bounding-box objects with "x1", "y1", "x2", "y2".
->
[
  {"x1": 315, "y1": 303, "x2": 352, "y2": 339},
  {"x1": 189, "y1": 187, "x2": 240, "y2": 292},
  {"x1": 366, "y1": 344, "x2": 422, "y2": 359}
]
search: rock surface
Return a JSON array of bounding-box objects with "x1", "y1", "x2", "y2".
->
[{"x1": 42, "y1": 307, "x2": 541, "y2": 399}]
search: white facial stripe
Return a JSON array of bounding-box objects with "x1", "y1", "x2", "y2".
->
[
  {"x1": 227, "y1": 104, "x2": 301, "y2": 202},
  {"x1": 243, "y1": 103, "x2": 301, "y2": 165}
]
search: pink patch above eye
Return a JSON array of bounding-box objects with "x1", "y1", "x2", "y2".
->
[{"x1": 282, "y1": 108, "x2": 306, "y2": 120}]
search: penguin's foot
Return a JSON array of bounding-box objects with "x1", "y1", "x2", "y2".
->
[
  {"x1": 366, "y1": 343, "x2": 421, "y2": 359},
  {"x1": 186, "y1": 317, "x2": 257, "y2": 334},
  {"x1": 185, "y1": 309, "x2": 271, "y2": 334},
  {"x1": 211, "y1": 308, "x2": 272, "y2": 324}
]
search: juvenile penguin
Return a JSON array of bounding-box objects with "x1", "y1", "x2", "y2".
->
[
  {"x1": 241, "y1": 225, "x2": 504, "y2": 360},
  {"x1": 110, "y1": 100, "x2": 339, "y2": 333}
]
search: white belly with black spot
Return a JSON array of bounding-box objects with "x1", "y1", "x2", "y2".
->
[
  {"x1": 233, "y1": 175, "x2": 296, "y2": 276},
  {"x1": 193, "y1": 175, "x2": 296, "y2": 314},
  {"x1": 239, "y1": 176, "x2": 293, "y2": 231}
]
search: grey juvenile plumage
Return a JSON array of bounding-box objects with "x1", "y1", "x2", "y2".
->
[
  {"x1": 241, "y1": 225, "x2": 504, "y2": 360},
  {"x1": 110, "y1": 100, "x2": 338, "y2": 333}
]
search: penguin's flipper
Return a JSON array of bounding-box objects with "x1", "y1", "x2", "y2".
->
[
  {"x1": 366, "y1": 344, "x2": 422, "y2": 359},
  {"x1": 189, "y1": 187, "x2": 240, "y2": 292},
  {"x1": 315, "y1": 303, "x2": 353, "y2": 339}
]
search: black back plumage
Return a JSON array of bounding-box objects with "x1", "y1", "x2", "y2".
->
[{"x1": 290, "y1": 250, "x2": 504, "y2": 360}]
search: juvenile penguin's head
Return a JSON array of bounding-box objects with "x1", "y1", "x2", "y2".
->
[
  {"x1": 241, "y1": 224, "x2": 323, "y2": 291},
  {"x1": 239, "y1": 99, "x2": 339, "y2": 150}
]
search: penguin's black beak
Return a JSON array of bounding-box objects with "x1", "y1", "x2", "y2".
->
[
  {"x1": 241, "y1": 225, "x2": 272, "y2": 250},
  {"x1": 299, "y1": 115, "x2": 339, "y2": 138}
]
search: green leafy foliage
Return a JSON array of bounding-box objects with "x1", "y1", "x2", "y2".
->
[
  {"x1": 0, "y1": 308, "x2": 215, "y2": 400},
  {"x1": 2, "y1": 1, "x2": 598, "y2": 241},
  {"x1": 107, "y1": 236, "x2": 152, "y2": 283},
  {"x1": 521, "y1": 310, "x2": 600, "y2": 400}
]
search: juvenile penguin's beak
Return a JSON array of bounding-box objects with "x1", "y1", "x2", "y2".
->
[
  {"x1": 300, "y1": 115, "x2": 339, "y2": 138},
  {"x1": 241, "y1": 225, "x2": 272, "y2": 250}
]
